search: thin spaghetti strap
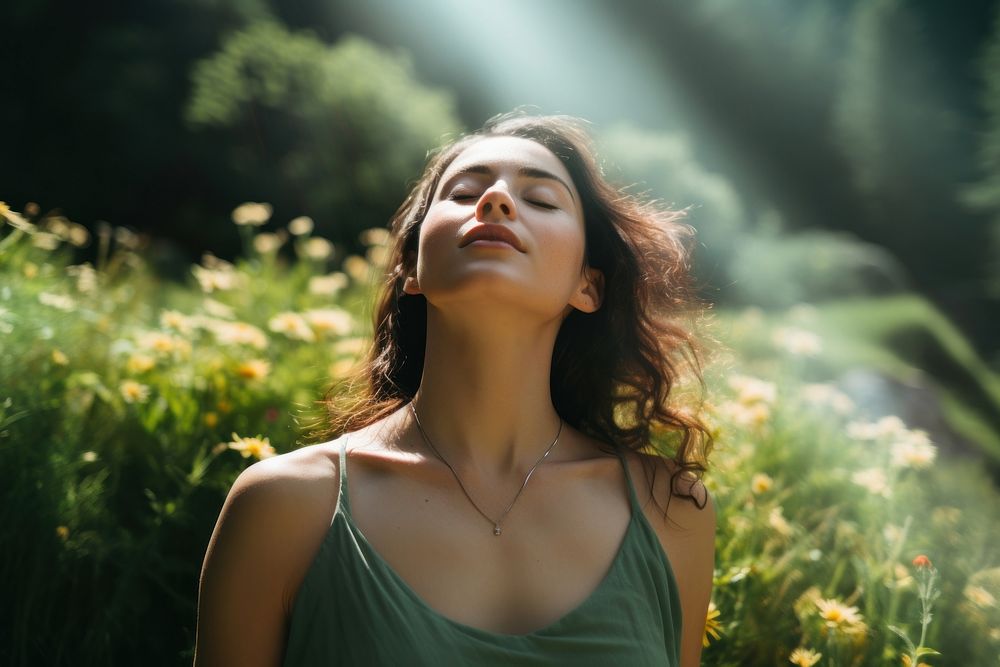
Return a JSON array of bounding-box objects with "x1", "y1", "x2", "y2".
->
[
  {"x1": 337, "y1": 435, "x2": 351, "y2": 516},
  {"x1": 614, "y1": 446, "x2": 642, "y2": 513}
]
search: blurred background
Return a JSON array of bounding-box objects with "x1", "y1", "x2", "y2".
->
[{"x1": 2, "y1": 0, "x2": 999, "y2": 664}]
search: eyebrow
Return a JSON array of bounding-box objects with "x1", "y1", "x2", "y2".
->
[{"x1": 439, "y1": 163, "x2": 576, "y2": 202}]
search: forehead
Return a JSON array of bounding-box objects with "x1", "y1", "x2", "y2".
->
[{"x1": 441, "y1": 136, "x2": 577, "y2": 193}]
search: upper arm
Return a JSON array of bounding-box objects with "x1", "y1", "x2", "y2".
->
[
  {"x1": 636, "y1": 455, "x2": 717, "y2": 667},
  {"x1": 669, "y1": 484, "x2": 716, "y2": 667},
  {"x1": 193, "y1": 449, "x2": 337, "y2": 667}
]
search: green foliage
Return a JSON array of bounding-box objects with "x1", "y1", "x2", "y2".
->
[
  {"x1": 186, "y1": 21, "x2": 462, "y2": 243},
  {"x1": 599, "y1": 124, "x2": 908, "y2": 308}
]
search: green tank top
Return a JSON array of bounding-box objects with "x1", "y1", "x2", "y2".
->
[{"x1": 282, "y1": 436, "x2": 682, "y2": 666}]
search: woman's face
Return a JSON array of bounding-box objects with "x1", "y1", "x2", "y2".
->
[{"x1": 403, "y1": 136, "x2": 602, "y2": 320}]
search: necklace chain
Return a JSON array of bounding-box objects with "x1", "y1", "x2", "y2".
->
[{"x1": 408, "y1": 402, "x2": 563, "y2": 537}]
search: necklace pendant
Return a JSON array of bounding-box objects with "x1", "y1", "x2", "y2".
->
[{"x1": 493, "y1": 524, "x2": 502, "y2": 536}]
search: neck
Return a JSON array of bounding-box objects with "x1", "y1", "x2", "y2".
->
[{"x1": 409, "y1": 303, "x2": 566, "y2": 480}]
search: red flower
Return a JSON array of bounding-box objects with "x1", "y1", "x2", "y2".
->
[{"x1": 912, "y1": 554, "x2": 932, "y2": 569}]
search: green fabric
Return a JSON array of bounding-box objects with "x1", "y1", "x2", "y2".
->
[{"x1": 282, "y1": 436, "x2": 682, "y2": 666}]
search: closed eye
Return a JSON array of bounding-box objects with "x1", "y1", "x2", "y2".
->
[
  {"x1": 448, "y1": 193, "x2": 478, "y2": 202},
  {"x1": 527, "y1": 200, "x2": 557, "y2": 210}
]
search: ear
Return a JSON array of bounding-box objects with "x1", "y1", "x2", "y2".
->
[
  {"x1": 401, "y1": 253, "x2": 422, "y2": 295},
  {"x1": 569, "y1": 266, "x2": 604, "y2": 313}
]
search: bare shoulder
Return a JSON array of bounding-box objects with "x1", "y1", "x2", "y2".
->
[
  {"x1": 194, "y1": 439, "x2": 342, "y2": 666},
  {"x1": 624, "y1": 449, "x2": 715, "y2": 532},
  {"x1": 623, "y1": 449, "x2": 716, "y2": 667}
]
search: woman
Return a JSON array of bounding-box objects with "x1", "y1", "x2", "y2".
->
[{"x1": 195, "y1": 111, "x2": 717, "y2": 666}]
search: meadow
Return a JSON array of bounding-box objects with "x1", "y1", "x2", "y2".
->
[{"x1": 1, "y1": 202, "x2": 998, "y2": 666}]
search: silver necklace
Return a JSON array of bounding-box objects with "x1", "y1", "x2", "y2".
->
[{"x1": 408, "y1": 401, "x2": 563, "y2": 536}]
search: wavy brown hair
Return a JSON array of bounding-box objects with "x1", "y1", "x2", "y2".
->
[{"x1": 311, "y1": 110, "x2": 717, "y2": 520}]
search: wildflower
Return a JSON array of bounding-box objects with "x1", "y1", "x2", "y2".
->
[
  {"x1": 301, "y1": 236, "x2": 334, "y2": 261},
  {"x1": 891, "y1": 563, "x2": 914, "y2": 589},
  {"x1": 728, "y1": 374, "x2": 777, "y2": 406},
  {"x1": 846, "y1": 415, "x2": 907, "y2": 441},
  {"x1": 120, "y1": 380, "x2": 151, "y2": 404},
  {"x1": 204, "y1": 411, "x2": 219, "y2": 428},
  {"x1": 332, "y1": 336, "x2": 367, "y2": 356},
  {"x1": 751, "y1": 472, "x2": 773, "y2": 494},
  {"x1": 309, "y1": 272, "x2": 349, "y2": 296},
  {"x1": 55, "y1": 526, "x2": 70, "y2": 541},
  {"x1": 702, "y1": 601, "x2": 722, "y2": 647},
  {"x1": 201, "y1": 298, "x2": 236, "y2": 319},
  {"x1": 288, "y1": 216, "x2": 314, "y2": 236},
  {"x1": 815, "y1": 597, "x2": 866, "y2": 636},
  {"x1": 192, "y1": 265, "x2": 242, "y2": 292},
  {"x1": 303, "y1": 308, "x2": 354, "y2": 337},
  {"x1": 268, "y1": 312, "x2": 316, "y2": 342},
  {"x1": 226, "y1": 432, "x2": 276, "y2": 460},
  {"x1": 900, "y1": 656, "x2": 931, "y2": 667},
  {"x1": 231, "y1": 202, "x2": 272, "y2": 226},
  {"x1": 851, "y1": 467, "x2": 892, "y2": 498},
  {"x1": 126, "y1": 354, "x2": 156, "y2": 374},
  {"x1": 963, "y1": 584, "x2": 996, "y2": 609},
  {"x1": 718, "y1": 400, "x2": 771, "y2": 428},
  {"x1": 51, "y1": 349, "x2": 69, "y2": 366},
  {"x1": 769, "y1": 506, "x2": 793, "y2": 537},
  {"x1": 81, "y1": 451, "x2": 98, "y2": 462},
  {"x1": 137, "y1": 331, "x2": 183, "y2": 356},
  {"x1": 366, "y1": 244, "x2": 389, "y2": 268},
  {"x1": 801, "y1": 383, "x2": 855, "y2": 415},
  {"x1": 889, "y1": 430, "x2": 936, "y2": 470},
  {"x1": 253, "y1": 231, "x2": 287, "y2": 254},
  {"x1": 808, "y1": 549, "x2": 823, "y2": 562},
  {"x1": 788, "y1": 647, "x2": 822, "y2": 666},
  {"x1": 32, "y1": 232, "x2": 61, "y2": 250},
  {"x1": 38, "y1": 292, "x2": 76, "y2": 312},
  {"x1": 772, "y1": 326, "x2": 822, "y2": 357},
  {"x1": 359, "y1": 227, "x2": 390, "y2": 247},
  {"x1": 210, "y1": 320, "x2": 268, "y2": 349},
  {"x1": 159, "y1": 309, "x2": 193, "y2": 334},
  {"x1": 22, "y1": 262, "x2": 38, "y2": 279},
  {"x1": 217, "y1": 399, "x2": 233, "y2": 413},
  {"x1": 66, "y1": 263, "x2": 98, "y2": 292},
  {"x1": 912, "y1": 555, "x2": 932, "y2": 570},
  {"x1": 236, "y1": 359, "x2": 271, "y2": 381},
  {"x1": 343, "y1": 255, "x2": 371, "y2": 282}
]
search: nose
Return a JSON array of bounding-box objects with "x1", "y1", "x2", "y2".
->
[{"x1": 475, "y1": 185, "x2": 516, "y2": 222}]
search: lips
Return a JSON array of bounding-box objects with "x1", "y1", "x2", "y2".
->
[{"x1": 458, "y1": 224, "x2": 526, "y2": 253}]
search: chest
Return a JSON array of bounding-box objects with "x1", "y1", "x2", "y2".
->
[{"x1": 344, "y1": 456, "x2": 640, "y2": 635}]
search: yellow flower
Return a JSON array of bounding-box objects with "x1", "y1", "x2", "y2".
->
[
  {"x1": 55, "y1": 525, "x2": 70, "y2": 541},
  {"x1": 126, "y1": 354, "x2": 156, "y2": 374},
  {"x1": 727, "y1": 374, "x2": 777, "y2": 406},
  {"x1": 301, "y1": 236, "x2": 334, "y2": 260},
  {"x1": 268, "y1": 312, "x2": 316, "y2": 342},
  {"x1": 160, "y1": 309, "x2": 193, "y2": 334},
  {"x1": 23, "y1": 262, "x2": 38, "y2": 279},
  {"x1": 51, "y1": 349, "x2": 69, "y2": 366},
  {"x1": 900, "y1": 656, "x2": 931, "y2": 667},
  {"x1": 288, "y1": 216, "x2": 314, "y2": 236},
  {"x1": 120, "y1": 380, "x2": 151, "y2": 404},
  {"x1": 231, "y1": 202, "x2": 272, "y2": 226},
  {"x1": 309, "y1": 272, "x2": 349, "y2": 296},
  {"x1": 203, "y1": 411, "x2": 219, "y2": 428},
  {"x1": 751, "y1": 473, "x2": 773, "y2": 494},
  {"x1": 772, "y1": 326, "x2": 822, "y2": 357},
  {"x1": 788, "y1": 647, "x2": 822, "y2": 666},
  {"x1": 359, "y1": 227, "x2": 390, "y2": 247},
  {"x1": 815, "y1": 598, "x2": 866, "y2": 636},
  {"x1": 702, "y1": 601, "x2": 722, "y2": 647},
  {"x1": 226, "y1": 432, "x2": 276, "y2": 460},
  {"x1": 769, "y1": 506, "x2": 793, "y2": 537},
  {"x1": 964, "y1": 584, "x2": 996, "y2": 608},
  {"x1": 211, "y1": 320, "x2": 269, "y2": 349},
  {"x1": 343, "y1": 254, "x2": 371, "y2": 282},
  {"x1": 303, "y1": 308, "x2": 354, "y2": 336},
  {"x1": 236, "y1": 358, "x2": 271, "y2": 381}
]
